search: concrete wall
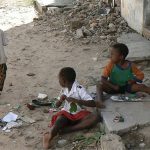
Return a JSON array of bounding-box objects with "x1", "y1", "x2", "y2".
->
[
  {"x1": 121, "y1": 0, "x2": 144, "y2": 34},
  {"x1": 144, "y1": 0, "x2": 150, "y2": 26}
]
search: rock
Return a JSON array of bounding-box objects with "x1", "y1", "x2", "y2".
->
[
  {"x1": 89, "y1": 4, "x2": 94, "y2": 10},
  {"x1": 90, "y1": 22, "x2": 97, "y2": 28},
  {"x1": 27, "y1": 73, "x2": 35, "y2": 77},
  {"x1": 9, "y1": 83, "x2": 13, "y2": 86},
  {"x1": 101, "y1": 134, "x2": 126, "y2": 150},
  {"x1": 82, "y1": 48, "x2": 91, "y2": 51},
  {"x1": 76, "y1": 28, "x2": 84, "y2": 38},
  {"x1": 120, "y1": 20, "x2": 126, "y2": 25},
  {"x1": 92, "y1": 57, "x2": 98, "y2": 62},
  {"x1": 57, "y1": 139, "x2": 68, "y2": 148},
  {"x1": 125, "y1": 143, "x2": 131, "y2": 149},
  {"x1": 82, "y1": 39, "x2": 90, "y2": 45},
  {"x1": 61, "y1": 29, "x2": 67, "y2": 33},
  {"x1": 70, "y1": 20, "x2": 84, "y2": 30},
  {"x1": 100, "y1": 36, "x2": 107, "y2": 40},
  {"x1": 139, "y1": 143, "x2": 146, "y2": 148},
  {"x1": 107, "y1": 35, "x2": 116, "y2": 41},
  {"x1": 82, "y1": 26, "x2": 93, "y2": 36},
  {"x1": 108, "y1": 23, "x2": 116, "y2": 30},
  {"x1": 43, "y1": 109, "x2": 49, "y2": 113}
]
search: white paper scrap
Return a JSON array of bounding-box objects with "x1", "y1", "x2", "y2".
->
[{"x1": 2, "y1": 112, "x2": 18, "y2": 123}]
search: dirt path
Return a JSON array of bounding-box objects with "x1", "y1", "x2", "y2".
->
[
  {"x1": 1, "y1": 1, "x2": 150, "y2": 150},
  {"x1": 0, "y1": 1, "x2": 107, "y2": 150}
]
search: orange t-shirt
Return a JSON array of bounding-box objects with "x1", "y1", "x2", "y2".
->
[{"x1": 102, "y1": 61, "x2": 144, "y2": 82}]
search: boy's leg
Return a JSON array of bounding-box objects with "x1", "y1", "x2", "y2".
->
[
  {"x1": 62, "y1": 112, "x2": 99, "y2": 133},
  {"x1": 0, "y1": 64, "x2": 7, "y2": 93},
  {"x1": 96, "y1": 80, "x2": 118, "y2": 107},
  {"x1": 131, "y1": 84, "x2": 150, "y2": 94},
  {"x1": 43, "y1": 116, "x2": 69, "y2": 149}
]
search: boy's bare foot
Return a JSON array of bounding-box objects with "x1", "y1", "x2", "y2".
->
[{"x1": 43, "y1": 132, "x2": 52, "y2": 149}]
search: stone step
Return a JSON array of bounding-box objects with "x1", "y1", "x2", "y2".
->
[
  {"x1": 33, "y1": 0, "x2": 75, "y2": 14},
  {"x1": 143, "y1": 26, "x2": 150, "y2": 40}
]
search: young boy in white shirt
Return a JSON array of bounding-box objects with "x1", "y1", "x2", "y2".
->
[{"x1": 43, "y1": 67, "x2": 99, "y2": 149}]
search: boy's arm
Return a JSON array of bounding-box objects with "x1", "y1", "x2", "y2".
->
[
  {"x1": 66, "y1": 85, "x2": 96, "y2": 107},
  {"x1": 131, "y1": 63, "x2": 144, "y2": 83},
  {"x1": 56, "y1": 95, "x2": 67, "y2": 108},
  {"x1": 66, "y1": 98, "x2": 96, "y2": 107},
  {"x1": 101, "y1": 61, "x2": 119, "y2": 91},
  {"x1": 102, "y1": 61, "x2": 113, "y2": 79},
  {"x1": 101, "y1": 77, "x2": 119, "y2": 91}
]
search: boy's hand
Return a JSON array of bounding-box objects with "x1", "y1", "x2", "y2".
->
[
  {"x1": 56, "y1": 95, "x2": 67, "y2": 108},
  {"x1": 56, "y1": 100, "x2": 62, "y2": 108},
  {"x1": 60, "y1": 95, "x2": 67, "y2": 102},
  {"x1": 128, "y1": 80, "x2": 136, "y2": 85},
  {"x1": 66, "y1": 97, "x2": 78, "y2": 103}
]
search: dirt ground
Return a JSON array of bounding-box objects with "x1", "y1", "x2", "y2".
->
[
  {"x1": 0, "y1": 1, "x2": 106, "y2": 150},
  {"x1": 0, "y1": 0, "x2": 150, "y2": 150}
]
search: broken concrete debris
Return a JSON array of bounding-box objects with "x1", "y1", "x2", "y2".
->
[
  {"x1": 57, "y1": 139, "x2": 68, "y2": 148},
  {"x1": 33, "y1": 0, "x2": 133, "y2": 44},
  {"x1": 70, "y1": 19, "x2": 85, "y2": 30},
  {"x1": 76, "y1": 28, "x2": 84, "y2": 38}
]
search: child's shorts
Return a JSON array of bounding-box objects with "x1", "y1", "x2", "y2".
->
[
  {"x1": 55, "y1": 115, "x2": 80, "y2": 129},
  {"x1": 119, "y1": 84, "x2": 134, "y2": 94}
]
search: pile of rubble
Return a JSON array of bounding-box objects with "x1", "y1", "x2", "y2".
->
[{"x1": 34, "y1": 0, "x2": 134, "y2": 44}]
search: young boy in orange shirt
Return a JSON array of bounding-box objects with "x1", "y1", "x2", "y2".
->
[{"x1": 97, "y1": 43, "x2": 150, "y2": 104}]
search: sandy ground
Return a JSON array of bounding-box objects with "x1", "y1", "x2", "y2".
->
[
  {"x1": 0, "y1": 0, "x2": 150, "y2": 150},
  {"x1": 0, "y1": 1, "x2": 106, "y2": 150}
]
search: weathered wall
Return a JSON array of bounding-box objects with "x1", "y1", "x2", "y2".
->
[
  {"x1": 144, "y1": 0, "x2": 150, "y2": 26},
  {"x1": 121, "y1": 0, "x2": 144, "y2": 33}
]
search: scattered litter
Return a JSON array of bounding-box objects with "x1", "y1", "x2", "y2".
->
[
  {"x1": 74, "y1": 132, "x2": 104, "y2": 147},
  {"x1": 2, "y1": 121, "x2": 22, "y2": 131},
  {"x1": 32, "y1": 99, "x2": 52, "y2": 106},
  {"x1": 4, "y1": 129, "x2": 11, "y2": 133},
  {"x1": 13, "y1": 104, "x2": 21, "y2": 111},
  {"x1": 98, "y1": 7, "x2": 111, "y2": 16},
  {"x1": 49, "y1": 108, "x2": 58, "y2": 114},
  {"x1": 20, "y1": 116, "x2": 35, "y2": 124},
  {"x1": 111, "y1": 94, "x2": 143, "y2": 102},
  {"x1": 38, "y1": 93, "x2": 48, "y2": 100},
  {"x1": 58, "y1": 139, "x2": 68, "y2": 148},
  {"x1": 2, "y1": 112, "x2": 18, "y2": 123},
  {"x1": 27, "y1": 103, "x2": 36, "y2": 110},
  {"x1": 0, "y1": 119, "x2": 7, "y2": 128},
  {"x1": 70, "y1": 102, "x2": 77, "y2": 113},
  {"x1": 113, "y1": 115, "x2": 124, "y2": 123},
  {"x1": 131, "y1": 126, "x2": 138, "y2": 131}
]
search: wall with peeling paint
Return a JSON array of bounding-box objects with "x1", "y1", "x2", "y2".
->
[{"x1": 121, "y1": 0, "x2": 144, "y2": 33}]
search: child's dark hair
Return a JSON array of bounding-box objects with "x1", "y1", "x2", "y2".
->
[
  {"x1": 59, "y1": 67, "x2": 76, "y2": 83},
  {"x1": 112, "y1": 43, "x2": 129, "y2": 58}
]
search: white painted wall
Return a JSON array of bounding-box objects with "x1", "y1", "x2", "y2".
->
[
  {"x1": 144, "y1": 0, "x2": 150, "y2": 26},
  {"x1": 121, "y1": 0, "x2": 144, "y2": 33}
]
